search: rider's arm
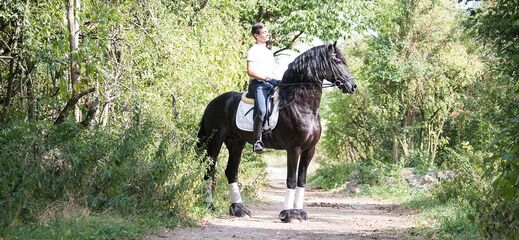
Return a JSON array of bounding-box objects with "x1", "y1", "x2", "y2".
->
[{"x1": 247, "y1": 61, "x2": 268, "y2": 81}]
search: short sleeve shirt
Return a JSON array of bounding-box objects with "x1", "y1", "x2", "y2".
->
[{"x1": 246, "y1": 44, "x2": 275, "y2": 80}]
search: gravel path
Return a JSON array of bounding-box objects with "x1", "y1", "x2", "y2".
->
[{"x1": 148, "y1": 157, "x2": 420, "y2": 240}]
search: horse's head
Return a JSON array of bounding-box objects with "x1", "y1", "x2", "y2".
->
[{"x1": 326, "y1": 42, "x2": 356, "y2": 94}]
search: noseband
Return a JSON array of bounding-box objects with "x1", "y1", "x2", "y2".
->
[{"x1": 322, "y1": 77, "x2": 346, "y2": 88}]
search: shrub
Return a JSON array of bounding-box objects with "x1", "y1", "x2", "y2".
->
[{"x1": 432, "y1": 143, "x2": 485, "y2": 204}]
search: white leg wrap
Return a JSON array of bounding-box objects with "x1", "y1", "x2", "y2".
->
[
  {"x1": 229, "y1": 182, "x2": 243, "y2": 203},
  {"x1": 283, "y1": 189, "x2": 296, "y2": 210},
  {"x1": 294, "y1": 187, "x2": 305, "y2": 209}
]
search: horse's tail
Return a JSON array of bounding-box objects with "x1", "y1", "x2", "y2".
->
[
  {"x1": 196, "y1": 117, "x2": 207, "y2": 150},
  {"x1": 197, "y1": 116, "x2": 213, "y2": 182}
]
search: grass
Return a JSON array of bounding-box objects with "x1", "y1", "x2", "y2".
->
[
  {"x1": 1, "y1": 157, "x2": 267, "y2": 240},
  {"x1": 1, "y1": 213, "x2": 167, "y2": 240},
  {"x1": 401, "y1": 190, "x2": 480, "y2": 239}
]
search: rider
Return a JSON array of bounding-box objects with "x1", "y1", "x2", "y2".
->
[{"x1": 246, "y1": 23, "x2": 280, "y2": 154}]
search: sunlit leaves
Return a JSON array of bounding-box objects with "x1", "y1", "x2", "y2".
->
[
  {"x1": 236, "y1": 0, "x2": 371, "y2": 53},
  {"x1": 323, "y1": 0, "x2": 483, "y2": 165}
]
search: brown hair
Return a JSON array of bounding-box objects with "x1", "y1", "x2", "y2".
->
[{"x1": 251, "y1": 23, "x2": 265, "y2": 38}]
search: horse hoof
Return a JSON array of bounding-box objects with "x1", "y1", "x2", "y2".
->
[
  {"x1": 229, "y1": 203, "x2": 251, "y2": 217},
  {"x1": 279, "y1": 209, "x2": 308, "y2": 223},
  {"x1": 297, "y1": 209, "x2": 308, "y2": 221}
]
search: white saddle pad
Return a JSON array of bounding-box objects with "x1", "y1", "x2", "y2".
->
[{"x1": 236, "y1": 96, "x2": 280, "y2": 132}]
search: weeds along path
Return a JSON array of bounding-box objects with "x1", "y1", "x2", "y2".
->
[{"x1": 148, "y1": 155, "x2": 420, "y2": 240}]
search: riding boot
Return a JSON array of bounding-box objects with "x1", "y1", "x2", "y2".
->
[{"x1": 253, "y1": 116, "x2": 265, "y2": 154}]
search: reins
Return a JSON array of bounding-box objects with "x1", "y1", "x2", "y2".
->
[
  {"x1": 277, "y1": 79, "x2": 343, "y2": 89},
  {"x1": 275, "y1": 79, "x2": 344, "y2": 109}
]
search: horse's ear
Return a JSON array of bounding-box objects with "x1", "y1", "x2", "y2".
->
[
  {"x1": 328, "y1": 42, "x2": 336, "y2": 52},
  {"x1": 333, "y1": 41, "x2": 337, "y2": 47}
]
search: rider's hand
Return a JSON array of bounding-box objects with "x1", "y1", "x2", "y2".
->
[{"x1": 265, "y1": 77, "x2": 280, "y2": 87}]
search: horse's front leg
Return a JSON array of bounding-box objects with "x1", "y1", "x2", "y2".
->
[
  {"x1": 279, "y1": 147, "x2": 308, "y2": 223},
  {"x1": 224, "y1": 139, "x2": 251, "y2": 217},
  {"x1": 293, "y1": 146, "x2": 316, "y2": 220}
]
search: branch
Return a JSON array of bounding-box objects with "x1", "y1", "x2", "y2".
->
[
  {"x1": 81, "y1": 97, "x2": 99, "y2": 127},
  {"x1": 428, "y1": 107, "x2": 443, "y2": 123},
  {"x1": 54, "y1": 87, "x2": 95, "y2": 125},
  {"x1": 198, "y1": 0, "x2": 208, "y2": 11},
  {"x1": 273, "y1": 31, "x2": 304, "y2": 56}
]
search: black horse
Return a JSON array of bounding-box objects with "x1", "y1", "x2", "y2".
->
[{"x1": 197, "y1": 42, "x2": 356, "y2": 222}]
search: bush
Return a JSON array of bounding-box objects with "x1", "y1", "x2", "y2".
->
[
  {"x1": 432, "y1": 143, "x2": 485, "y2": 204},
  {"x1": 309, "y1": 163, "x2": 355, "y2": 189},
  {"x1": 0, "y1": 111, "x2": 206, "y2": 228},
  {"x1": 309, "y1": 161, "x2": 390, "y2": 190}
]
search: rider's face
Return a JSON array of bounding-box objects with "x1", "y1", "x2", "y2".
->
[{"x1": 254, "y1": 27, "x2": 270, "y2": 44}]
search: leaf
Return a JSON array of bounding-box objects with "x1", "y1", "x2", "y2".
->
[{"x1": 503, "y1": 183, "x2": 515, "y2": 200}]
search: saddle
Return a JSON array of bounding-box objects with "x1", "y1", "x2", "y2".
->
[
  {"x1": 241, "y1": 90, "x2": 279, "y2": 106},
  {"x1": 235, "y1": 90, "x2": 280, "y2": 132}
]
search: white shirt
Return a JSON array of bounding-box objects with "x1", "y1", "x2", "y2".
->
[{"x1": 246, "y1": 44, "x2": 275, "y2": 80}]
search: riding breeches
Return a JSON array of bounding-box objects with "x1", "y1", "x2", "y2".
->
[{"x1": 248, "y1": 79, "x2": 273, "y2": 121}]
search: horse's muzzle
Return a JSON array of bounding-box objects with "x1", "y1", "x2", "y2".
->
[{"x1": 341, "y1": 81, "x2": 356, "y2": 94}]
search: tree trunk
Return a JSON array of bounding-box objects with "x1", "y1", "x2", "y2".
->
[
  {"x1": 4, "y1": 21, "x2": 21, "y2": 108},
  {"x1": 67, "y1": 0, "x2": 80, "y2": 89},
  {"x1": 81, "y1": 97, "x2": 99, "y2": 127},
  {"x1": 399, "y1": 137, "x2": 409, "y2": 158},
  {"x1": 27, "y1": 71, "x2": 35, "y2": 119},
  {"x1": 5, "y1": 59, "x2": 17, "y2": 107},
  {"x1": 100, "y1": 101, "x2": 111, "y2": 128},
  {"x1": 392, "y1": 133, "x2": 399, "y2": 163},
  {"x1": 55, "y1": 0, "x2": 86, "y2": 125},
  {"x1": 67, "y1": 0, "x2": 82, "y2": 123}
]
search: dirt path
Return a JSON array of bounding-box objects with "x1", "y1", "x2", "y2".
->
[{"x1": 149, "y1": 158, "x2": 419, "y2": 240}]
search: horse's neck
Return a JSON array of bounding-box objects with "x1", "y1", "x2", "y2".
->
[
  {"x1": 280, "y1": 70, "x2": 324, "y2": 115},
  {"x1": 290, "y1": 88, "x2": 322, "y2": 115}
]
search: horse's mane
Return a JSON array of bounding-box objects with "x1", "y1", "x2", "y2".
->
[{"x1": 279, "y1": 44, "x2": 345, "y2": 105}]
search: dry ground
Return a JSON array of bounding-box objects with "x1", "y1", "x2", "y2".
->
[{"x1": 148, "y1": 155, "x2": 420, "y2": 240}]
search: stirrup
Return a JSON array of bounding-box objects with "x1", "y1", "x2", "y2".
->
[{"x1": 253, "y1": 141, "x2": 265, "y2": 154}]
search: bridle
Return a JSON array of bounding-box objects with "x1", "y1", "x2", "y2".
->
[
  {"x1": 277, "y1": 62, "x2": 349, "y2": 89},
  {"x1": 277, "y1": 80, "x2": 342, "y2": 88},
  {"x1": 322, "y1": 77, "x2": 346, "y2": 88}
]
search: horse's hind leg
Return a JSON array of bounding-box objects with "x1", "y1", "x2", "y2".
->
[
  {"x1": 224, "y1": 138, "x2": 251, "y2": 217},
  {"x1": 202, "y1": 131, "x2": 225, "y2": 208}
]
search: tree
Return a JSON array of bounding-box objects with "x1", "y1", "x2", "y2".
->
[
  {"x1": 467, "y1": 0, "x2": 519, "y2": 237},
  {"x1": 322, "y1": 0, "x2": 483, "y2": 165},
  {"x1": 237, "y1": 0, "x2": 369, "y2": 55}
]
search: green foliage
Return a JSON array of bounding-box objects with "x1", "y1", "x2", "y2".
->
[
  {"x1": 315, "y1": 0, "x2": 518, "y2": 238},
  {"x1": 237, "y1": 0, "x2": 370, "y2": 53},
  {"x1": 322, "y1": 0, "x2": 484, "y2": 166},
  {"x1": 432, "y1": 144, "x2": 485, "y2": 204},
  {"x1": 0, "y1": 0, "x2": 261, "y2": 235},
  {"x1": 309, "y1": 163, "x2": 355, "y2": 189},
  {"x1": 409, "y1": 198, "x2": 480, "y2": 240},
  {"x1": 464, "y1": 0, "x2": 519, "y2": 238},
  {"x1": 471, "y1": 110, "x2": 519, "y2": 238},
  {"x1": 0, "y1": 107, "x2": 206, "y2": 227},
  {"x1": 1, "y1": 214, "x2": 164, "y2": 240},
  {"x1": 309, "y1": 162, "x2": 395, "y2": 190},
  {"x1": 1, "y1": 0, "x2": 517, "y2": 238}
]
